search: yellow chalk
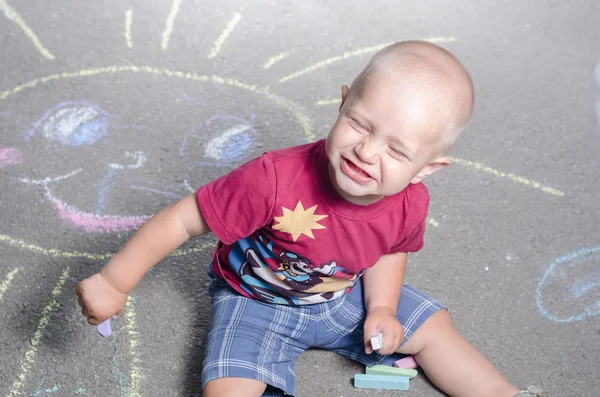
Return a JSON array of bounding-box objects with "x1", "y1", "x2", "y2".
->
[
  {"x1": 208, "y1": 12, "x2": 242, "y2": 59},
  {"x1": 8, "y1": 267, "x2": 70, "y2": 397},
  {"x1": 161, "y1": 0, "x2": 182, "y2": 50},
  {"x1": 0, "y1": 234, "x2": 214, "y2": 260},
  {"x1": 0, "y1": 267, "x2": 19, "y2": 301},
  {"x1": 125, "y1": 296, "x2": 143, "y2": 397},
  {"x1": 314, "y1": 98, "x2": 341, "y2": 106},
  {"x1": 124, "y1": 8, "x2": 133, "y2": 48},
  {"x1": 0, "y1": 0, "x2": 55, "y2": 60},
  {"x1": 279, "y1": 37, "x2": 457, "y2": 83},
  {"x1": 263, "y1": 50, "x2": 294, "y2": 69},
  {"x1": 451, "y1": 157, "x2": 564, "y2": 197}
]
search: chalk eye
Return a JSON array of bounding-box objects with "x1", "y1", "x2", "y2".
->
[
  {"x1": 26, "y1": 101, "x2": 109, "y2": 146},
  {"x1": 205, "y1": 123, "x2": 254, "y2": 163}
]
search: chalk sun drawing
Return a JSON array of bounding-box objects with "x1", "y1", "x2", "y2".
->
[
  {"x1": 0, "y1": 4, "x2": 569, "y2": 396},
  {"x1": 536, "y1": 247, "x2": 600, "y2": 323}
]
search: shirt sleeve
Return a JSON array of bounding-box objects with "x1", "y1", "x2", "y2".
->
[
  {"x1": 196, "y1": 153, "x2": 276, "y2": 244},
  {"x1": 390, "y1": 183, "x2": 430, "y2": 253}
]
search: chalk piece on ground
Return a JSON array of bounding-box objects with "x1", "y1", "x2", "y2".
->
[
  {"x1": 354, "y1": 374, "x2": 409, "y2": 390},
  {"x1": 370, "y1": 333, "x2": 383, "y2": 350},
  {"x1": 393, "y1": 355, "x2": 419, "y2": 369},
  {"x1": 97, "y1": 319, "x2": 112, "y2": 337},
  {"x1": 366, "y1": 364, "x2": 418, "y2": 379}
]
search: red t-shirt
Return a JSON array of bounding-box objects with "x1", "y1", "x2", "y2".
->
[{"x1": 196, "y1": 140, "x2": 429, "y2": 305}]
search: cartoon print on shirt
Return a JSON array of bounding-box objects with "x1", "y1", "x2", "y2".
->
[
  {"x1": 228, "y1": 232, "x2": 360, "y2": 304},
  {"x1": 273, "y1": 201, "x2": 328, "y2": 241}
]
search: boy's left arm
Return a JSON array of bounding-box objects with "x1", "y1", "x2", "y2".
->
[{"x1": 362, "y1": 251, "x2": 407, "y2": 355}]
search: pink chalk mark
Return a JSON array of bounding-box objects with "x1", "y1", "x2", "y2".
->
[
  {"x1": 0, "y1": 147, "x2": 23, "y2": 168},
  {"x1": 52, "y1": 196, "x2": 149, "y2": 233}
]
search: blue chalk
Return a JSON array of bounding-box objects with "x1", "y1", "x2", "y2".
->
[{"x1": 354, "y1": 374, "x2": 410, "y2": 390}]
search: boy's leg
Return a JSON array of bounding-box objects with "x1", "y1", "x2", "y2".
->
[
  {"x1": 323, "y1": 282, "x2": 521, "y2": 397},
  {"x1": 397, "y1": 309, "x2": 519, "y2": 397},
  {"x1": 203, "y1": 377, "x2": 267, "y2": 397},
  {"x1": 202, "y1": 280, "x2": 310, "y2": 396}
]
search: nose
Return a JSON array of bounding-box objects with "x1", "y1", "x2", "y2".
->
[{"x1": 354, "y1": 135, "x2": 381, "y2": 164}]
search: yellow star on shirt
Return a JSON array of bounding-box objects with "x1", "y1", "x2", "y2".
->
[{"x1": 273, "y1": 201, "x2": 328, "y2": 241}]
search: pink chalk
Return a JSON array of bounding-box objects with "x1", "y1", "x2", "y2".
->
[{"x1": 393, "y1": 356, "x2": 419, "y2": 369}]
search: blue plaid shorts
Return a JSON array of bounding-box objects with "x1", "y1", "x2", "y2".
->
[{"x1": 202, "y1": 278, "x2": 445, "y2": 396}]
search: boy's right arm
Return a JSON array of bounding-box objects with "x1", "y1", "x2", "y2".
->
[{"x1": 75, "y1": 193, "x2": 210, "y2": 325}]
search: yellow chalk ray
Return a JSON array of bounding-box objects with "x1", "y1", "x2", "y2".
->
[
  {"x1": 0, "y1": 267, "x2": 19, "y2": 301},
  {"x1": 125, "y1": 8, "x2": 133, "y2": 48},
  {"x1": 122, "y1": 296, "x2": 142, "y2": 397},
  {"x1": 161, "y1": 0, "x2": 182, "y2": 51},
  {"x1": 8, "y1": 267, "x2": 70, "y2": 397},
  {"x1": 279, "y1": 37, "x2": 457, "y2": 83},
  {"x1": 208, "y1": 12, "x2": 242, "y2": 59},
  {"x1": 263, "y1": 50, "x2": 294, "y2": 69},
  {"x1": 314, "y1": 98, "x2": 341, "y2": 106},
  {"x1": 427, "y1": 217, "x2": 440, "y2": 228},
  {"x1": 0, "y1": 0, "x2": 55, "y2": 60},
  {"x1": 451, "y1": 157, "x2": 564, "y2": 197}
]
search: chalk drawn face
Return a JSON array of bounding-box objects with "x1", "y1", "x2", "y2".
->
[{"x1": 0, "y1": 71, "x2": 309, "y2": 239}]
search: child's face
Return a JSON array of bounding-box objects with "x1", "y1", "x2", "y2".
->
[{"x1": 325, "y1": 73, "x2": 450, "y2": 206}]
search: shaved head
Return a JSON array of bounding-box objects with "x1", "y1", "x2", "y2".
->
[{"x1": 348, "y1": 41, "x2": 474, "y2": 154}]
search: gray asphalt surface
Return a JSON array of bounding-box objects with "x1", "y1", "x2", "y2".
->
[{"x1": 1, "y1": 1, "x2": 599, "y2": 396}]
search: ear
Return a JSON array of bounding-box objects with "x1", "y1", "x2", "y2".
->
[
  {"x1": 410, "y1": 156, "x2": 451, "y2": 184},
  {"x1": 339, "y1": 84, "x2": 350, "y2": 112}
]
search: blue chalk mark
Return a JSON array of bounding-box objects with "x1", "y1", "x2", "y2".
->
[
  {"x1": 25, "y1": 101, "x2": 110, "y2": 146},
  {"x1": 129, "y1": 185, "x2": 180, "y2": 198},
  {"x1": 179, "y1": 115, "x2": 256, "y2": 167},
  {"x1": 96, "y1": 167, "x2": 117, "y2": 214},
  {"x1": 536, "y1": 246, "x2": 600, "y2": 323}
]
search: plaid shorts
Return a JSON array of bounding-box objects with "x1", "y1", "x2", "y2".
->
[{"x1": 202, "y1": 278, "x2": 445, "y2": 396}]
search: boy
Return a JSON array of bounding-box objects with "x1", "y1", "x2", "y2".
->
[{"x1": 76, "y1": 41, "x2": 548, "y2": 397}]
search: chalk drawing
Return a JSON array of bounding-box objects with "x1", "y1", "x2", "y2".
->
[
  {"x1": 8, "y1": 267, "x2": 70, "y2": 397},
  {"x1": 450, "y1": 157, "x2": 564, "y2": 197},
  {"x1": 427, "y1": 217, "x2": 440, "y2": 228},
  {"x1": 536, "y1": 247, "x2": 600, "y2": 322},
  {"x1": 314, "y1": 98, "x2": 342, "y2": 106},
  {"x1": 123, "y1": 295, "x2": 143, "y2": 397},
  {"x1": 0, "y1": 0, "x2": 55, "y2": 60},
  {"x1": 0, "y1": 234, "x2": 214, "y2": 261},
  {"x1": 263, "y1": 50, "x2": 295, "y2": 69},
  {"x1": 180, "y1": 115, "x2": 257, "y2": 167},
  {"x1": 161, "y1": 0, "x2": 182, "y2": 50},
  {"x1": 0, "y1": 66, "x2": 314, "y2": 141},
  {"x1": 24, "y1": 102, "x2": 111, "y2": 146},
  {"x1": 125, "y1": 8, "x2": 133, "y2": 48},
  {"x1": 0, "y1": 267, "x2": 19, "y2": 300},
  {"x1": 97, "y1": 151, "x2": 147, "y2": 214},
  {"x1": 278, "y1": 37, "x2": 457, "y2": 83},
  {"x1": 0, "y1": 147, "x2": 23, "y2": 168},
  {"x1": 208, "y1": 12, "x2": 242, "y2": 59}
]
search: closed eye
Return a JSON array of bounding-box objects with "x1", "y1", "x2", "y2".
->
[
  {"x1": 388, "y1": 146, "x2": 405, "y2": 159},
  {"x1": 350, "y1": 119, "x2": 368, "y2": 134}
]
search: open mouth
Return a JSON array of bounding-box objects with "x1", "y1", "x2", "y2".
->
[{"x1": 341, "y1": 157, "x2": 373, "y2": 183}]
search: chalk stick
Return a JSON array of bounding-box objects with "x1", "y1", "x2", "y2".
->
[
  {"x1": 370, "y1": 333, "x2": 383, "y2": 350},
  {"x1": 366, "y1": 365, "x2": 418, "y2": 379},
  {"x1": 97, "y1": 319, "x2": 112, "y2": 337},
  {"x1": 393, "y1": 355, "x2": 419, "y2": 369},
  {"x1": 354, "y1": 374, "x2": 409, "y2": 390}
]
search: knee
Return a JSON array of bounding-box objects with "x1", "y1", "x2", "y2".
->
[
  {"x1": 203, "y1": 377, "x2": 267, "y2": 397},
  {"x1": 398, "y1": 309, "x2": 455, "y2": 354}
]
